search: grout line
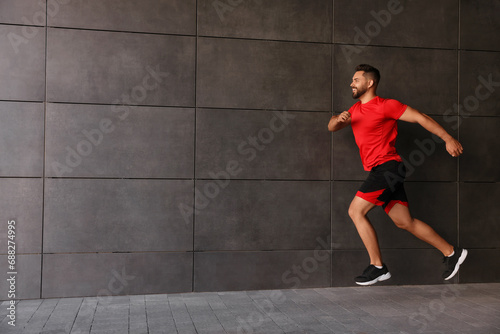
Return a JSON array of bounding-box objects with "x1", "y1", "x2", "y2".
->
[
  {"x1": 192, "y1": 0, "x2": 198, "y2": 293},
  {"x1": 39, "y1": 0, "x2": 48, "y2": 300},
  {"x1": 330, "y1": 0, "x2": 335, "y2": 288},
  {"x1": 42, "y1": 177, "x2": 333, "y2": 182},
  {"x1": 17, "y1": 101, "x2": 331, "y2": 114},
  {"x1": 45, "y1": 25, "x2": 196, "y2": 38},
  {"x1": 457, "y1": 0, "x2": 460, "y2": 235}
]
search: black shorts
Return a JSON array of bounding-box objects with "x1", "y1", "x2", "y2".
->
[{"x1": 355, "y1": 160, "x2": 408, "y2": 214}]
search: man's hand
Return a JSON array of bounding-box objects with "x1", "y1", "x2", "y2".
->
[
  {"x1": 445, "y1": 137, "x2": 463, "y2": 157},
  {"x1": 337, "y1": 111, "x2": 351, "y2": 123},
  {"x1": 328, "y1": 111, "x2": 351, "y2": 132}
]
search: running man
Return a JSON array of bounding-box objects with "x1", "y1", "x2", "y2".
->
[{"x1": 328, "y1": 64, "x2": 467, "y2": 285}]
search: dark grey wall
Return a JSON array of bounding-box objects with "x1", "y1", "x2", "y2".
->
[{"x1": 0, "y1": 0, "x2": 498, "y2": 300}]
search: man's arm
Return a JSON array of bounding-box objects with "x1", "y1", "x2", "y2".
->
[
  {"x1": 328, "y1": 111, "x2": 351, "y2": 132},
  {"x1": 399, "y1": 106, "x2": 463, "y2": 157}
]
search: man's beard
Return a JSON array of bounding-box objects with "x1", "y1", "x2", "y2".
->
[{"x1": 352, "y1": 86, "x2": 367, "y2": 99}]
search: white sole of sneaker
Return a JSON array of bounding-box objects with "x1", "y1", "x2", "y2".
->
[
  {"x1": 355, "y1": 272, "x2": 391, "y2": 286},
  {"x1": 444, "y1": 249, "x2": 468, "y2": 280}
]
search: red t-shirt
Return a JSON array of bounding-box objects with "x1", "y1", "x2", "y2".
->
[{"x1": 348, "y1": 96, "x2": 407, "y2": 171}]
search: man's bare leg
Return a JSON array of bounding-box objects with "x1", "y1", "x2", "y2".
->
[
  {"x1": 386, "y1": 203, "x2": 454, "y2": 256},
  {"x1": 348, "y1": 196, "x2": 382, "y2": 266}
]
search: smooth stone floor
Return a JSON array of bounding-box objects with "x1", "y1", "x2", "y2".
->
[{"x1": 1, "y1": 283, "x2": 499, "y2": 334}]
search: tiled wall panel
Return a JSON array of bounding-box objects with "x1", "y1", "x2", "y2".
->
[
  {"x1": 44, "y1": 179, "x2": 193, "y2": 253},
  {"x1": 0, "y1": 179, "x2": 43, "y2": 254},
  {"x1": 48, "y1": 0, "x2": 196, "y2": 35},
  {"x1": 459, "y1": 117, "x2": 500, "y2": 182},
  {"x1": 460, "y1": 249, "x2": 500, "y2": 283},
  {"x1": 196, "y1": 109, "x2": 330, "y2": 180},
  {"x1": 334, "y1": 0, "x2": 458, "y2": 49},
  {"x1": 0, "y1": 0, "x2": 45, "y2": 26},
  {"x1": 198, "y1": 0, "x2": 332, "y2": 43},
  {"x1": 0, "y1": 25, "x2": 45, "y2": 101},
  {"x1": 195, "y1": 251, "x2": 331, "y2": 292},
  {"x1": 195, "y1": 180, "x2": 330, "y2": 251},
  {"x1": 46, "y1": 29, "x2": 195, "y2": 106},
  {"x1": 460, "y1": 51, "x2": 500, "y2": 117},
  {"x1": 460, "y1": 183, "x2": 500, "y2": 248},
  {"x1": 42, "y1": 253, "x2": 192, "y2": 298},
  {"x1": 197, "y1": 38, "x2": 331, "y2": 111},
  {"x1": 45, "y1": 104, "x2": 195, "y2": 178},
  {"x1": 0, "y1": 255, "x2": 41, "y2": 299},
  {"x1": 460, "y1": 0, "x2": 500, "y2": 51},
  {"x1": 0, "y1": 102, "x2": 44, "y2": 177}
]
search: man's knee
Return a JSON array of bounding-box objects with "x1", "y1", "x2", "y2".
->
[
  {"x1": 348, "y1": 197, "x2": 375, "y2": 221},
  {"x1": 348, "y1": 206, "x2": 357, "y2": 220},
  {"x1": 393, "y1": 217, "x2": 414, "y2": 230},
  {"x1": 348, "y1": 203, "x2": 365, "y2": 221}
]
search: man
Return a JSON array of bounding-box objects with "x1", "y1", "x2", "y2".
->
[{"x1": 328, "y1": 64, "x2": 467, "y2": 286}]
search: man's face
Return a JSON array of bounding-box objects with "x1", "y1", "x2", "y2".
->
[{"x1": 351, "y1": 71, "x2": 369, "y2": 99}]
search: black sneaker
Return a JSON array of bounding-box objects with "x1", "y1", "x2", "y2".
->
[
  {"x1": 443, "y1": 248, "x2": 468, "y2": 280},
  {"x1": 355, "y1": 264, "x2": 391, "y2": 286}
]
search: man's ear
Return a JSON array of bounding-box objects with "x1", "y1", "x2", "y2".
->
[{"x1": 368, "y1": 80, "x2": 374, "y2": 88}]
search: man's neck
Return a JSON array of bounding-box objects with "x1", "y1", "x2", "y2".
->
[{"x1": 359, "y1": 92, "x2": 377, "y2": 104}]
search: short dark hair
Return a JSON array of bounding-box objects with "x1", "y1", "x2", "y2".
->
[{"x1": 355, "y1": 64, "x2": 380, "y2": 86}]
